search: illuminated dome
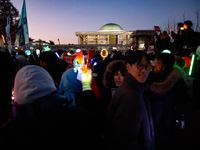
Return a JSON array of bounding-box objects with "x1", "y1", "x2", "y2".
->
[{"x1": 99, "y1": 23, "x2": 124, "y2": 31}]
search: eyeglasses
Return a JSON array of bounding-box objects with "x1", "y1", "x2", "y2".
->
[{"x1": 136, "y1": 63, "x2": 152, "y2": 71}]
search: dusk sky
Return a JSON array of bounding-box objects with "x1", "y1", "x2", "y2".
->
[{"x1": 12, "y1": 0, "x2": 200, "y2": 45}]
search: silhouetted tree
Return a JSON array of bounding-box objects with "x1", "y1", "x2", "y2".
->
[{"x1": 0, "y1": 0, "x2": 19, "y2": 45}]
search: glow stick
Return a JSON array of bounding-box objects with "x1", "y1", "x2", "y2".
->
[
  {"x1": 189, "y1": 54, "x2": 195, "y2": 75},
  {"x1": 76, "y1": 49, "x2": 84, "y2": 64},
  {"x1": 55, "y1": 52, "x2": 60, "y2": 58},
  {"x1": 1, "y1": 35, "x2": 6, "y2": 44},
  {"x1": 86, "y1": 47, "x2": 95, "y2": 69},
  {"x1": 75, "y1": 49, "x2": 86, "y2": 73}
]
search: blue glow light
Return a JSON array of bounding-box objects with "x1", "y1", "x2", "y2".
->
[{"x1": 93, "y1": 62, "x2": 97, "y2": 66}]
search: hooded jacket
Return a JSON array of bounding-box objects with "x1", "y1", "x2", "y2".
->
[
  {"x1": 13, "y1": 65, "x2": 66, "y2": 117},
  {"x1": 59, "y1": 68, "x2": 82, "y2": 107}
]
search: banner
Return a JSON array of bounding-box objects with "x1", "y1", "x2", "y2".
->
[
  {"x1": 62, "y1": 52, "x2": 76, "y2": 68},
  {"x1": 5, "y1": 16, "x2": 12, "y2": 53},
  {"x1": 15, "y1": 0, "x2": 29, "y2": 48},
  {"x1": 154, "y1": 26, "x2": 161, "y2": 32}
]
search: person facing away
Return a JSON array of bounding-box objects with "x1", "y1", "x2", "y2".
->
[
  {"x1": 12, "y1": 65, "x2": 68, "y2": 118},
  {"x1": 146, "y1": 53, "x2": 188, "y2": 150},
  {"x1": 105, "y1": 50, "x2": 154, "y2": 150},
  {"x1": 0, "y1": 65, "x2": 103, "y2": 150},
  {"x1": 38, "y1": 51, "x2": 65, "y2": 86}
]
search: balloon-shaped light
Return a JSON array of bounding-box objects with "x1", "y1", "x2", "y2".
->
[{"x1": 100, "y1": 49, "x2": 108, "y2": 60}]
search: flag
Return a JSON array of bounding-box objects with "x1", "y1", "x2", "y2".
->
[
  {"x1": 5, "y1": 16, "x2": 12, "y2": 53},
  {"x1": 15, "y1": 0, "x2": 29, "y2": 48}
]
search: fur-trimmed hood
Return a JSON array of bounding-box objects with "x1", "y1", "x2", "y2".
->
[
  {"x1": 150, "y1": 67, "x2": 185, "y2": 94},
  {"x1": 103, "y1": 60, "x2": 126, "y2": 89}
]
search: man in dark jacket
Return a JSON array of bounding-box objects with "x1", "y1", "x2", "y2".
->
[
  {"x1": 146, "y1": 53, "x2": 188, "y2": 150},
  {"x1": 105, "y1": 51, "x2": 154, "y2": 150}
]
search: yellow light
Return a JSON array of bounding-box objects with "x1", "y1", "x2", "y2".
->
[{"x1": 100, "y1": 49, "x2": 108, "y2": 60}]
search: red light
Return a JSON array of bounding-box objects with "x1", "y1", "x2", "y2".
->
[{"x1": 183, "y1": 56, "x2": 191, "y2": 68}]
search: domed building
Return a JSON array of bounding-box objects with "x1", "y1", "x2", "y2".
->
[
  {"x1": 98, "y1": 23, "x2": 124, "y2": 31},
  {"x1": 75, "y1": 23, "x2": 132, "y2": 46}
]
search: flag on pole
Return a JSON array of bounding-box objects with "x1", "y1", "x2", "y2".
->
[
  {"x1": 15, "y1": 0, "x2": 29, "y2": 48},
  {"x1": 5, "y1": 16, "x2": 12, "y2": 53}
]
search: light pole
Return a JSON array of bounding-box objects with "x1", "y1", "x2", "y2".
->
[{"x1": 58, "y1": 38, "x2": 60, "y2": 45}]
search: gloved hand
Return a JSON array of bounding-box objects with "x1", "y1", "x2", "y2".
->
[{"x1": 80, "y1": 69, "x2": 92, "y2": 91}]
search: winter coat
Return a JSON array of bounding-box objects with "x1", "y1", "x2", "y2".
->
[
  {"x1": 146, "y1": 67, "x2": 188, "y2": 150},
  {"x1": 59, "y1": 68, "x2": 82, "y2": 107},
  {"x1": 103, "y1": 60, "x2": 126, "y2": 109},
  {"x1": 105, "y1": 73, "x2": 154, "y2": 150}
]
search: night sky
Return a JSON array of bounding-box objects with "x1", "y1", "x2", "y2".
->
[{"x1": 12, "y1": 0, "x2": 200, "y2": 44}]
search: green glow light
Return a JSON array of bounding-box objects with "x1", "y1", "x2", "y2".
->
[
  {"x1": 189, "y1": 54, "x2": 195, "y2": 76},
  {"x1": 44, "y1": 46, "x2": 51, "y2": 52}
]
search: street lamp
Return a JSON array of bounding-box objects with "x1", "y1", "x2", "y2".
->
[{"x1": 58, "y1": 38, "x2": 60, "y2": 45}]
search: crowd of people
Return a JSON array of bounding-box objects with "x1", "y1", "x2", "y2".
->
[{"x1": 0, "y1": 20, "x2": 200, "y2": 150}]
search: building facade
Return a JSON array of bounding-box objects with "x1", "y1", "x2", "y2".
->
[
  {"x1": 0, "y1": 23, "x2": 155, "y2": 53},
  {"x1": 75, "y1": 23, "x2": 132, "y2": 46}
]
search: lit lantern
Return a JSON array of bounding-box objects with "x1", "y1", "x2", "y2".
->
[{"x1": 100, "y1": 49, "x2": 108, "y2": 60}]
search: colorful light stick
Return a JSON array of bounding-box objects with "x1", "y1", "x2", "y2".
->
[
  {"x1": 74, "y1": 49, "x2": 86, "y2": 73},
  {"x1": 74, "y1": 48, "x2": 100, "y2": 98},
  {"x1": 86, "y1": 47, "x2": 95, "y2": 69},
  {"x1": 189, "y1": 54, "x2": 195, "y2": 76}
]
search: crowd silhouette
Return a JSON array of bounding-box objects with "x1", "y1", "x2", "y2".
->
[{"x1": 0, "y1": 20, "x2": 200, "y2": 150}]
